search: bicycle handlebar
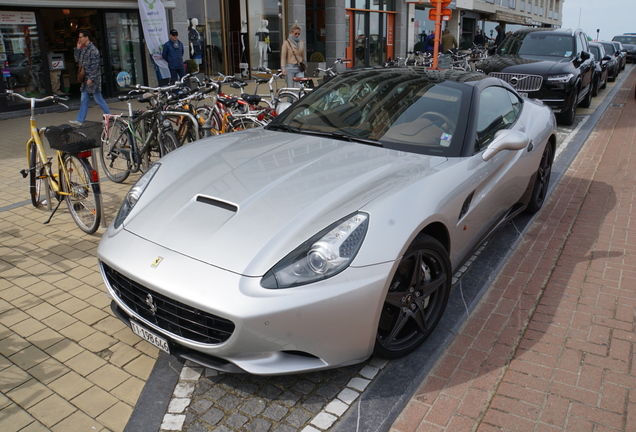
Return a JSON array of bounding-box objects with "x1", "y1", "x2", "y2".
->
[{"x1": 0, "y1": 90, "x2": 70, "y2": 109}]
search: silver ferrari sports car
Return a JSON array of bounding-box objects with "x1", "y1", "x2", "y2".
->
[{"x1": 98, "y1": 68, "x2": 557, "y2": 375}]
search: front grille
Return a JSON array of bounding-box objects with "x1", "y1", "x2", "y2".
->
[
  {"x1": 489, "y1": 72, "x2": 543, "y2": 92},
  {"x1": 101, "y1": 262, "x2": 235, "y2": 344}
]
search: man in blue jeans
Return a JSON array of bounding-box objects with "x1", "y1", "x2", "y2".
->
[
  {"x1": 162, "y1": 29, "x2": 185, "y2": 84},
  {"x1": 70, "y1": 29, "x2": 110, "y2": 126}
]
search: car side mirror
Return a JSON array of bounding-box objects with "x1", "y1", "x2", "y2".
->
[
  {"x1": 580, "y1": 51, "x2": 591, "y2": 61},
  {"x1": 482, "y1": 129, "x2": 529, "y2": 161},
  {"x1": 603, "y1": 55, "x2": 612, "y2": 61}
]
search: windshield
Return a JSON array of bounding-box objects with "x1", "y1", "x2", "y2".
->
[
  {"x1": 270, "y1": 70, "x2": 470, "y2": 157},
  {"x1": 498, "y1": 32, "x2": 574, "y2": 58},
  {"x1": 613, "y1": 36, "x2": 636, "y2": 45}
]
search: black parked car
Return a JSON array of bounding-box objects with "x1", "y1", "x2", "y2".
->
[
  {"x1": 476, "y1": 27, "x2": 594, "y2": 125},
  {"x1": 612, "y1": 35, "x2": 636, "y2": 63},
  {"x1": 588, "y1": 42, "x2": 608, "y2": 96},
  {"x1": 597, "y1": 41, "x2": 621, "y2": 81}
]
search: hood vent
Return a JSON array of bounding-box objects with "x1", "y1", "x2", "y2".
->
[{"x1": 196, "y1": 196, "x2": 238, "y2": 213}]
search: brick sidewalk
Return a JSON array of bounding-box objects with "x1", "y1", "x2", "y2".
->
[
  {"x1": 0, "y1": 104, "x2": 154, "y2": 432},
  {"x1": 392, "y1": 70, "x2": 636, "y2": 431}
]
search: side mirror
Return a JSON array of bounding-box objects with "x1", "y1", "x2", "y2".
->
[
  {"x1": 482, "y1": 129, "x2": 529, "y2": 161},
  {"x1": 603, "y1": 55, "x2": 612, "y2": 61},
  {"x1": 580, "y1": 51, "x2": 591, "y2": 61}
]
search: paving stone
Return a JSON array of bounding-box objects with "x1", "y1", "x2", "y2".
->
[
  {"x1": 225, "y1": 411, "x2": 248, "y2": 428},
  {"x1": 262, "y1": 403, "x2": 288, "y2": 421},
  {"x1": 284, "y1": 407, "x2": 313, "y2": 427},
  {"x1": 240, "y1": 397, "x2": 267, "y2": 416},
  {"x1": 217, "y1": 393, "x2": 243, "y2": 410},
  {"x1": 200, "y1": 406, "x2": 224, "y2": 426}
]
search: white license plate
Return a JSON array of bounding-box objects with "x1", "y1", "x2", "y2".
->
[
  {"x1": 519, "y1": 92, "x2": 528, "y2": 97},
  {"x1": 131, "y1": 320, "x2": 170, "y2": 353}
]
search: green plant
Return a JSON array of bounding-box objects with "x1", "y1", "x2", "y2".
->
[
  {"x1": 310, "y1": 52, "x2": 325, "y2": 62},
  {"x1": 184, "y1": 59, "x2": 199, "y2": 73}
]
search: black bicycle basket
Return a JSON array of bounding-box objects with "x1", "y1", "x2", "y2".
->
[{"x1": 45, "y1": 121, "x2": 102, "y2": 153}]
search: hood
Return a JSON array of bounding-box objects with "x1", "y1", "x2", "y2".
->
[
  {"x1": 124, "y1": 129, "x2": 446, "y2": 275},
  {"x1": 476, "y1": 54, "x2": 576, "y2": 76}
]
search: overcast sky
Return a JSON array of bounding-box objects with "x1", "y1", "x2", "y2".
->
[{"x1": 560, "y1": 0, "x2": 634, "y2": 41}]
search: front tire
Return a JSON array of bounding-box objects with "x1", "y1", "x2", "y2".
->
[
  {"x1": 579, "y1": 86, "x2": 592, "y2": 108},
  {"x1": 374, "y1": 235, "x2": 451, "y2": 359},
  {"x1": 29, "y1": 142, "x2": 52, "y2": 208},
  {"x1": 159, "y1": 129, "x2": 180, "y2": 156},
  {"x1": 62, "y1": 154, "x2": 101, "y2": 234},
  {"x1": 558, "y1": 88, "x2": 578, "y2": 126}
]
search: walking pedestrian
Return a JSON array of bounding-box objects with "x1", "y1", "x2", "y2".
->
[
  {"x1": 494, "y1": 25, "x2": 505, "y2": 48},
  {"x1": 162, "y1": 29, "x2": 185, "y2": 84},
  {"x1": 281, "y1": 24, "x2": 306, "y2": 88},
  {"x1": 441, "y1": 29, "x2": 458, "y2": 53},
  {"x1": 70, "y1": 29, "x2": 110, "y2": 126}
]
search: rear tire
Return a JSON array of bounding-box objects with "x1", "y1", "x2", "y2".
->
[
  {"x1": 100, "y1": 119, "x2": 131, "y2": 183},
  {"x1": 278, "y1": 91, "x2": 299, "y2": 104},
  {"x1": 232, "y1": 117, "x2": 261, "y2": 130},
  {"x1": 62, "y1": 154, "x2": 101, "y2": 234}
]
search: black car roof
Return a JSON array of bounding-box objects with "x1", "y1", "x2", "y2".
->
[{"x1": 512, "y1": 27, "x2": 581, "y2": 37}]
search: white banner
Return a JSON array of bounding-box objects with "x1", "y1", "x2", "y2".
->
[{"x1": 138, "y1": 0, "x2": 170, "y2": 79}]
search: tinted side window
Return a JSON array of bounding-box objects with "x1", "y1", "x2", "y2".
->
[{"x1": 476, "y1": 87, "x2": 519, "y2": 151}]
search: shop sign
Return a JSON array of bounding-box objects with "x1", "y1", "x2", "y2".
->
[{"x1": 0, "y1": 11, "x2": 36, "y2": 25}]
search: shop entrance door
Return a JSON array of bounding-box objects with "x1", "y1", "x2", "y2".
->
[{"x1": 350, "y1": 11, "x2": 387, "y2": 68}]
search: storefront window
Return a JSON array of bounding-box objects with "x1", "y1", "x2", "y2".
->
[
  {"x1": 205, "y1": 0, "x2": 223, "y2": 75},
  {"x1": 1, "y1": 11, "x2": 46, "y2": 102},
  {"x1": 104, "y1": 12, "x2": 144, "y2": 88},
  {"x1": 248, "y1": 0, "x2": 284, "y2": 71}
]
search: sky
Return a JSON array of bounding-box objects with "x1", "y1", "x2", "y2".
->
[{"x1": 560, "y1": 0, "x2": 635, "y2": 41}]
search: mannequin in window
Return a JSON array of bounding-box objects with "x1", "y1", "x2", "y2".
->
[
  {"x1": 189, "y1": 17, "x2": 202, "y2": 65},
  {"x1": 240, "y1": 20, "x2": 249, "y2": 76},
  {"x1": 255, "y1": 19, "x2": 270, "y2": 69}
]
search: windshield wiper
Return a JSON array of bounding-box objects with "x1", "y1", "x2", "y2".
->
[
  {"x1": 298, "y1": 129, "x2": 384, "y2": 147},
  {"x1": 266, "y1": 124, "x2": 300, "y2": 133}
]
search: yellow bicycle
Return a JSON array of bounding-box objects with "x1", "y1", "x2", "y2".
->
[{"x1": 2, "y1": 90, "x2": 103, "y2": 234}]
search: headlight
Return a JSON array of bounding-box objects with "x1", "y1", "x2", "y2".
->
[
  {"x1": 546, "y1": 73, "x2": 574, "y2": 84},
  {"x1": 113, "y1": 163, "x2": 161, "y2": 229},
  {"x1": 261, "y1": 212, "x2": 369, "y2": 289}
]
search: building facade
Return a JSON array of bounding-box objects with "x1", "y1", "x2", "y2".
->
[{"x1": 0, "y1": 0, "x2": 563, "y2": 113}]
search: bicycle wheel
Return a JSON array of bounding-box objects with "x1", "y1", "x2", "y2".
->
[
  {"x1": 139, "y1": 122, "x2": 163, "y2": 173},
  {"x1": 159, "y1": 129, "x2": 180, "y2": 156},
  {"x1": 278, "y1": 91, "x2": 299, "y2": 104},
  {"x1": 62, "y1": 153, "x2": 101, "y2": 234},
  {"x1": 100, "y1": 119, "x2": 132, "y2": 183},
  {"x1": 29, "y1": 142, "x2": 52, "y2": 208},
  {"x1": 232, "y1": 117, "x2": 262, "y2": 130}
]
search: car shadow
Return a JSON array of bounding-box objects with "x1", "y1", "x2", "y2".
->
[{"x1": 333, "y1": 173, "x2": 616, "y2": 432}]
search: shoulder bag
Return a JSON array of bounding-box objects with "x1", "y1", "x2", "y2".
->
[{"x1": 287, "y1": 40, "x2": 306, "y2": 72}]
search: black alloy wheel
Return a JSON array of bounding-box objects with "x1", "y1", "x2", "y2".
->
[
  {"x1": 374, "y1": 235, "x2": 451, "y2": 359},
  {"x1": 526, "y1": 143, "x2": 553, "y2": 214},
  {"x1": 558, "y1": 88, "x2": 578, "y2": 126}
]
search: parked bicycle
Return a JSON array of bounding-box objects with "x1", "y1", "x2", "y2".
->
[
  {"x1": 100, "y1": 83, "x2": 182, "y2": 183},
  {"x1": 1, "y1": 90, "x2": 103, "y2": 234}
]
